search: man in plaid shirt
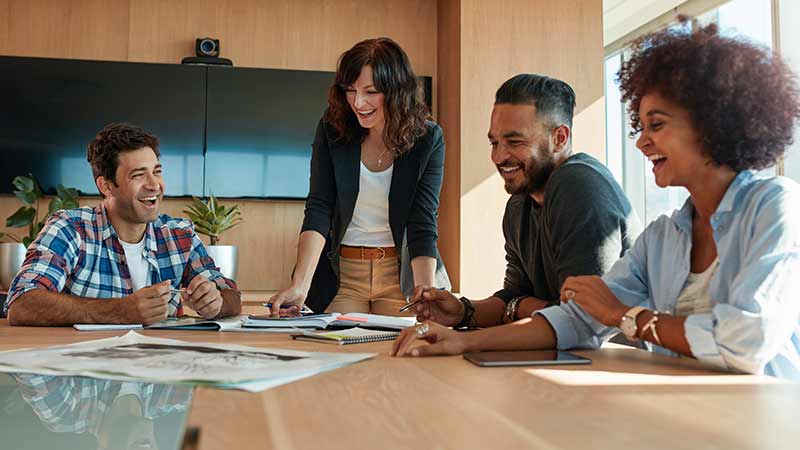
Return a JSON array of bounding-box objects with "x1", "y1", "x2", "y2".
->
[{"x1": 4, "y1": 123, "x2": 241, "y2": 325}]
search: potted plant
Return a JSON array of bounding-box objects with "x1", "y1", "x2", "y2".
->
[
  {"x1": 183, "y1": 194, "x2": 243, "y2": 279},
  {"x1": 0, "y1": 175, "x2": 79, "y2": 290}
]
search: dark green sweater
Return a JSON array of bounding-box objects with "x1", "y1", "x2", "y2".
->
[{"x1": 494, "y1": 153, "x2": 642, "y2": 305}]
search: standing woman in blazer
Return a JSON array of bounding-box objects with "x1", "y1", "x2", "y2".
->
[{"x1": 268, "y1": 37, "x2": 450, "y2": 316}]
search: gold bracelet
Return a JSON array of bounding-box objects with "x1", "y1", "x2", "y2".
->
[{"x1": 640, "y1": 311, "x2": 662, "y2": 346}]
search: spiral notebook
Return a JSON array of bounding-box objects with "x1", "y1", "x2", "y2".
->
[{"x1": 291, "y1": 327, "x2": 399, "y2": 345}]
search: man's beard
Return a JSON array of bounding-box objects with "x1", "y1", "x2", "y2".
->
[
  {"x1": 116, "y1": 196, "x2": 159, "y2": 224},
  {"x1": 504, "y1": 146, "x2": 556, "y2": 196}
]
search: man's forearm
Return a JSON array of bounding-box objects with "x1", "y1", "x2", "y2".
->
[
  {"x1": 471, "y1": 295, "x2": 550, "y2": 327},
  {"x1": 471, "y1": 296, "x2": 507, "y2": 327},
  {"x1": 516, "y1": 297, "x2": 551, "y2": 320},
  {"x1": 216, "y1": 289, "x2": 242, "y2": 318},
  {"x1": 8, "y1": 290, "x2": 123, "y2": 326},
  {"x1": 462, "y1": 315, "x2": 558, "y2": 352}
]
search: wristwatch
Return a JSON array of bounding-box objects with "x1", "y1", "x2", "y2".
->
[
  {"x1": 619, "y1": 306, "x2": 647, "y2": 341},
  {"x1": 504, "y1": 296, "x2": 526, "y2": 323}
]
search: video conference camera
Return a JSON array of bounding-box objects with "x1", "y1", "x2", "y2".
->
[{"x1": 182, "y1": 37, "x2": 233, "y2": 66}]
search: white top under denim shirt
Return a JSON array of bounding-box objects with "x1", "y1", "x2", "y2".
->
[{"x1": 537, "y1": 171, "x2": 800, "y2": 380}]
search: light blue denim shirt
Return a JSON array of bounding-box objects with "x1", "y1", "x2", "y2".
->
[{"x1": 538, "y1": 171, "x2": 800, "y2": 380}]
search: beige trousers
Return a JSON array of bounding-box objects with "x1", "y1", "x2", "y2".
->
[{"x1": 324, "y1": 256, "x2": 413, "y2": 316}]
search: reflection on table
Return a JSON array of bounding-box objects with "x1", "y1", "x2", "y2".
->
[{"x1": 0, "y1": 373, "x2": 193, "y2": 450}]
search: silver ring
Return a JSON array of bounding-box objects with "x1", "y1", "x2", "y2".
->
[{"x1": 416, "y1": 323, "x2": 429, "y2": 337}]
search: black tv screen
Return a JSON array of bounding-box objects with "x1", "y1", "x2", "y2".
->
[
  {"x1": 1, "y1": 56, "x2": 432, "y2": 200},
  {"x1": 0, "y1": 56, "x2": 206, "y2": 197},
  {"x1": 204, "y1": 66, "x2": 334, "y2": 198}
]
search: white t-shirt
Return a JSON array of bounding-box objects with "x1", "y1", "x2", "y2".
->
[
  {"x1": 675, "y1": 258, "x2": 719, "y2": 316},
  {"x1": 341, "y1": 161, "x2": 395, "y2": 247},
  {"x1": 120, "y1": 236, "x2": 150, "y2": 291}
]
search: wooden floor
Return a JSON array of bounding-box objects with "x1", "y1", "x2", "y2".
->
[{"x1": 1, "y1": 321, "x2": 798, "y2": 450}]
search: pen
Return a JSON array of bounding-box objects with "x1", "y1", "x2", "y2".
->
[
  {"x1": 263, "y1": 303, "x2": 315, "y2": 314},
  {"x1": 399, "y1": 298, "x2": 426, "y2": 313}
]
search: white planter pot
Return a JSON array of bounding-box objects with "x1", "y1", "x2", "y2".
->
[
  {"x1": 0, "y1": 242, "x2": 27, "y2": 290},
  {"x1": 206, "y1": 245, "x2": 238, "y2": 281}
]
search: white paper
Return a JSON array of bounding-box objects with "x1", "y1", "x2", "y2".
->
[{"x1": 0, "y1": 331, "x2": 374, "y2": 391}]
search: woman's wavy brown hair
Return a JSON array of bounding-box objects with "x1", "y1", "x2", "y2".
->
[
  {"x1": 618, "y1": 18, "x2": 800, "y2": 171},
  {"x1": 325, "y1": 37, "x2": 429, "y2": 156}
]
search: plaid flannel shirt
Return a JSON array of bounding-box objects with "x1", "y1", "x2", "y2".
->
[
  {"x1": 4, "y1": 203, "x2": 237, "y2": 316},
  {"x1": 13, "y1": 373, "x2": 192, "y2": 435}
]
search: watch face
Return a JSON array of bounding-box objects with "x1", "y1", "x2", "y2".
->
[{"x1": 620, "y1": 317, "x2": 637, "y2": 339}]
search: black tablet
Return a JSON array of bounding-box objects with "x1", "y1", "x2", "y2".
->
[{"x1": 463, "y1": 350, "x2": 591, "y2": 367}]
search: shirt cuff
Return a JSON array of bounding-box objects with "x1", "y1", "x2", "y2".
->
[
  {"x1": 536, "y1": 305, "x2": 579, "y2": 350},
  {"x1": 684, "y1": 312, "x2": 728, "y2": 370},
  {"x1": 4, "y1": 283, "x2": 46, "y2": 316}
]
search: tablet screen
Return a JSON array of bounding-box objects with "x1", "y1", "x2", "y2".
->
[{"x1": 463, "y1": 350, "x2": 591, "y2": 367}]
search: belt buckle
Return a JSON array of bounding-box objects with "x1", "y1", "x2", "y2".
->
[
  {"x1": 377, "y1": 247, "x2": 386, "y2": 261},
  {"x1": 360, "y1": 246, "x2": 365, "y2": 260}
]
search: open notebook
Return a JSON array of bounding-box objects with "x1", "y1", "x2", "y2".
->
[
  {"x1": 242, "y1": 312, "x2": 416, "y2": 331},
  {"x1": 73, "y1": 315, "x2": 246, "y2": 331},
  {"x1": 291, "y1": 327, "x2": 400, "y2": 345}
]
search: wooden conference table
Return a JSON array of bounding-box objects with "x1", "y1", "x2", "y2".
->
[{"x1": 1, "y1": 320, "x2": 797, "y2": 450}]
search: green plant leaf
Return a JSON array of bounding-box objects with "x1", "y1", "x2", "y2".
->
[
  {"x1": 12, "y1": 174, "x2": 44, "y2": 205},
  {"x1": 55, "y1": 184, "x2": 80, "y2": 209},
  {"x1": 49, "y1": 197, "x2": 64, "y2": 214},
  {"x1": 22, "y1": 236, "x2": 33, "y2": 247},
  {"x1": 12, "y1": 175, "x2": 35, "y2": 192},
  {"x1": 6, "y1": 206, "x2": 36, "y2": 228}
]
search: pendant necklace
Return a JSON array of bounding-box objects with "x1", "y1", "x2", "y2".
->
[{"x1": 376, "y1": 148, "x2": 391, "y2": 169}]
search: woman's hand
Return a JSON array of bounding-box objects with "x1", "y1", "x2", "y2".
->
[
  {"x1": 267, "y1": 285, "x2": 306, "y2": 317},
  {"x1": 560, "y1": 275, "x2": 628, "y2": 327},
  {"x1": 391, "y1": 321, "x2": 470, "y2": 357},
  {"x1": 410, "y1": 286, "x2": 465, "y2": 326}
]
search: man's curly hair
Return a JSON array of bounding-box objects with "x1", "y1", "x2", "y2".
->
[
  {"x1": 87, "y1": 123, "x2": 160, "y2": 195},
  {"x1": 618, "y1": 19, "x2": 800, "y2": 171}
]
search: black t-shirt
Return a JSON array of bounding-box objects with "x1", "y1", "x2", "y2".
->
[{"x1": 494, "y1": 152, "x2": 642, "y2": 304}]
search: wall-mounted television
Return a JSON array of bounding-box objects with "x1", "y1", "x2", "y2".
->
[
  {"x1": 204, "y1": 67, "x2": 333, "y2": 198},
  {"x1": 0, "y1": 55, "x2": 432, "y2": 200},
  {"x1": 0, "y1": 56, "x2": 206, "y2": 197}
]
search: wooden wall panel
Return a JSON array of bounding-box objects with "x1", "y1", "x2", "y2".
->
[
  {"x1": 127, "y1": 0, "x2": 435, "y2": 74},
  {"x1": 436, "y1": 0, "x2": 461, "y2": 292},
  {"x1": 2, "y1": 0, "x2": 130, "y2": 61},
  {"x1": 0, "y1": 1, "x2": 9, "y2": 55},
  {"x1": 0, "y1": 0, "x2": 437, "y2": 291}
]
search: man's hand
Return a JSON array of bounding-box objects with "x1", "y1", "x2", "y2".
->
[
  {"x1": 410, "y1": 287, "x2": 465, "y2": 327},
  {"x1": 391, "y1": 321, "x2": 470, "y2": 357},
  {"x1": 120, "y1": 281, "x2": 172, "y2": 325},
  {"x1": 182, "y1": 276, "x2": 223, "y2": 319}
]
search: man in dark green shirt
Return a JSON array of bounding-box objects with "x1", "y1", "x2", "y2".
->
[{"x1": 410, "y1": 74, "x2": 641, "y2": 328}]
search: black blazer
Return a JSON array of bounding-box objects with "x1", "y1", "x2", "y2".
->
[{"x1": 301, "y1": 118, "x2": 450, "y2": 313}]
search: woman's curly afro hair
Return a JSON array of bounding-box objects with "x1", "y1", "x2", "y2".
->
[{"x1": 618, "y1": 18, "x2": 800, "y2": 171}]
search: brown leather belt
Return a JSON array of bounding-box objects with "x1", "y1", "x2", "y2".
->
[{"x1": 339, "y1": 245, "x2": 398, "y2": 260}]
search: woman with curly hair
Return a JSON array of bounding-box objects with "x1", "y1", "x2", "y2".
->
[
  {"x1": 392, "y1": 21, "x2": 800, "y2": 380},
  {"x1": 269, "y1": 37, "x2": 449, "y2": 316}
]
